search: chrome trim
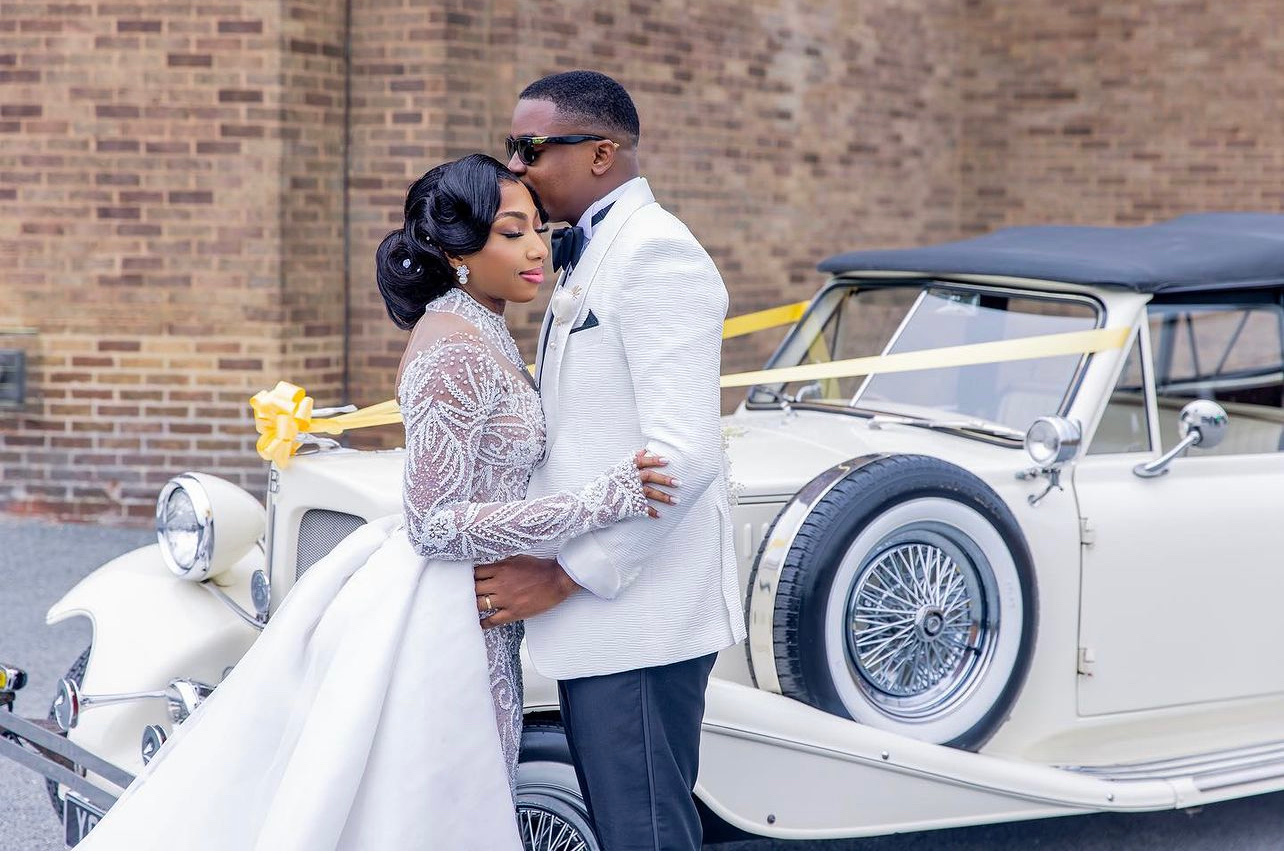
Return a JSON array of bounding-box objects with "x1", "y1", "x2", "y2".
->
[
  {"x1": 164, "y1": 679, "x2": 214, "y2": 725},
  {"x1": 199, "y1": 579, "x2": 266, "y2": 631},
  {"x1": 1195, "y1": 760, "x2": 1284, "y2": 792},
  {"x1": 140, "y1": 724, "x2": 167, "y2": 765},
  {"x1": 1132, "y1": 399, "x2": 1229, "y2": 478},
  {"x1": 1024, "y1": 416, "x2": 1082, "y2": 467},
  {"x1": 52, "y1": 678, "x2": 79, "y2": 731},
  {"x1": 251, "y1": 569, "x2": 271, "y2": 623},
  {"x1": 746, "y1": 455, "x2": 888, "y2": 694},
  {"x1": 55, "y1": 678, "x2": 168, "y2": 730},
  {"x1": 1062, "y1": 737, "x2": 1284, "y2": 792},
  {"x1": 155, "y1": 473, "x2": 214, "y2": 580},
  {"x1": 0, "y1": 709, "x2": 131, "y2": 811},
  {"x1": 843, "y1": 531, "x2": 998, "y2": 719}
]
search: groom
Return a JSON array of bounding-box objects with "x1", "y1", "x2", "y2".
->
[{"x1": 474, "y1": 70, "x2": 745, "y2": 850}]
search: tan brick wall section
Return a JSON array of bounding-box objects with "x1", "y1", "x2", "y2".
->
[
  {"x1": 0, "y1": 1, "x2": 347, "y2": 521},
  {"x1": 959, "y1": 0, "x2": 1284, "y2": 230},
  {"x1": 1, "y1": 1, "x2": 1280, "y2": 522}
]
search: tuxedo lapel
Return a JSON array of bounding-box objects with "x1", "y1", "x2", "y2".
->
[
  {"x1": 534, "y1": 265, "x2": 569, "y2": 389},
  {"x1": 539, "y1": 179, "x2": 657, "y2": 437}
]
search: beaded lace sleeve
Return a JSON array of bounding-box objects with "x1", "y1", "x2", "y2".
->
[{"x1": 399, "y1": 331, "x2": 649, "y2": 562}]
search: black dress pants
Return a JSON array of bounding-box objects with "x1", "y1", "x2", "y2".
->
[{"x1": 557, "y1": 651, "x2": 718, "y2": 851}]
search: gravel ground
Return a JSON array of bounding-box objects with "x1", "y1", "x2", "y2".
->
[
  {"x1": 2, "y1": 515, "x2": 1283, "y2": 851},
  {"x1": 0, "y1": 517, "x2": 153, "y2": 852}
]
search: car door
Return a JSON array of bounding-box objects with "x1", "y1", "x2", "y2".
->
[{"x1": 1073, "y1": 291, "x2": 1284, "y2": 716}]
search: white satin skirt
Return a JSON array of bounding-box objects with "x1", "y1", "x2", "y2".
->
[{"x1": 79, "y1": 515, "x2": 521, "y2": 851}]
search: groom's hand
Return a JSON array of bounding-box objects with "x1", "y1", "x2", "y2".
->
[{"x1": 474, "y1": 555, "x2": 580, "y2": 628}]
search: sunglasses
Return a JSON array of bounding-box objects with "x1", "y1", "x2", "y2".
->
[{"x1": 504, "y1": 134, "x2": 615, "y2": 166}]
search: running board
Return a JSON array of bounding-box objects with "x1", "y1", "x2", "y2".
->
[
  {"x1": 694, "y1": 680, "x2": 1177, "y2": 840},
  {"x1": 1060, "y1": 738, "x2": 1284, "y2": 792},
  {"x1": 694, "y1": 680, "x2": 1284, "y2": 840}
]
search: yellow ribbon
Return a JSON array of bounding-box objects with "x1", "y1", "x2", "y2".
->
[
  {"x1": 720, "y1": 326, "x2": 1131, "y2": 389},
  {"x1": 249, "y1": 381, "x2": 402, "y2": 467},
  {"x1": 722, "y1": 301, "x2": 810, "y2": 340},
  {"x1": 250, "y1": 309, "x2": 1130, "y2": 465}
]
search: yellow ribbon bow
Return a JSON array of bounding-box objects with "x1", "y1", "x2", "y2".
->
[{"x1": 249, "y1": 381, "x2": 402, "y2": 467}]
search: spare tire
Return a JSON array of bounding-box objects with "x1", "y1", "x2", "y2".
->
[{"x1": 749, "y1": 454, "x2": 1037, "y2": 749}]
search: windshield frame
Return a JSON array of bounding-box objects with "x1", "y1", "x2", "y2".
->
[{"x1": 745, "y1": 277, "x2": 1109, "y2": 439}]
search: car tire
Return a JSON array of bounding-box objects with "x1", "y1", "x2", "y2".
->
[
  {"x1": 516, "y1": 722, "x2": 599, "y2": 851},
  {"x1": 762, "y1": 454, "x2": 1037, "y2": 749},
  {"x1": 44, "y1": 645, "x2": 90, "y2": 821}
]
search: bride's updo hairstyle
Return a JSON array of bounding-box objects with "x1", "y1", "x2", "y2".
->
[{"x1": 376, "y1": 154, "x2": 521, "y2": 330}]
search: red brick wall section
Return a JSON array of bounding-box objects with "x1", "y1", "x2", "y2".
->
[{"x1": 960, "y1": 0, "x2": 1284, "y2": 232}]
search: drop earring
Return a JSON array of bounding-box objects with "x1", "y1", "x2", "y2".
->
[{"x1": 455, "y1": 265, "x2": 470, "y2": 285}]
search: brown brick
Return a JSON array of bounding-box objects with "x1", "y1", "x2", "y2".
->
[
  {"x1": 95, "y1": 105, "x2": 139, "y2": 119},
  {"x1": 218, "y1": 20, "x2": 263, "y2": 34},
  {"x1": 218, "y1": 89, "x2": 263, "y2": 103},
  {"x1": 167, "y1": 53, "x2": 212, "y2": 67},
  {"x1": 117, "y1": 20, "x2": 162, "y2": 33}
]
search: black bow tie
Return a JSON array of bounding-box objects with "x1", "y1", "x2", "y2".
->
[
  {"x1": 550, "y1": 203, "x2": 615, "y2": 273},
  {"x1": 551, "y1": 225, "x2": 587, "y2": 273}
]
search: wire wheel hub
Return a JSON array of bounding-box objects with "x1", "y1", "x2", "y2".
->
[{"x1": 845, "y1": 530, "x2": 996, "y2": 718}]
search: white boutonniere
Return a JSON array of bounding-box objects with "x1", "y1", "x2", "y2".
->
[{"x1": 550, "y1": 289, "x2": 576, "y2": 325}]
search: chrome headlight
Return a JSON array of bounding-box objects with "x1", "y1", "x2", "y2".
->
[
  {"x1": 156, "y1": 473, "x2": 265, "y2": 582},
  {"x1": 164, "y1": 679, "x2": 214, "y2": 725},
  {"x1": 1024, "y1": 416, "x2": 1081, "y2": 467},
  {"x1": 157, "y1": 475, "x2": 212, "y2": 579}
]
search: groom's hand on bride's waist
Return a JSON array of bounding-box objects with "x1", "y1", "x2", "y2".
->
[{"x1": 474, "y1": 555, "x2": 580, "y2": 628}]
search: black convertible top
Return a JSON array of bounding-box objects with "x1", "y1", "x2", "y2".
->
[{"x1": 819, "y1": 213, "x2": 1284, "y2": 293}]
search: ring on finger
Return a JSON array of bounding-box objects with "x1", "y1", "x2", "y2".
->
[{"x1": 484, "y1": 594, "x2": 493, "y2": 610}]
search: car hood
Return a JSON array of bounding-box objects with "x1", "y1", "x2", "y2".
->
[{"x1": 722, "y1": 407, "x2": 1024, "y2": 499}]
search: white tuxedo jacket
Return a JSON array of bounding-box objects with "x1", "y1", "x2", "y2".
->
[{"x1": 523, "y1": 178, "x2": 746, "y2": 680}]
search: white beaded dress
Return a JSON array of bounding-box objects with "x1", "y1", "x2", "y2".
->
[{"x1": 79, "y1": 288, "x2": 649, "y2": 851}]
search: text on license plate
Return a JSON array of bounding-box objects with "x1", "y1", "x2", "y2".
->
[{"x1": 64, "y1": 791, "x2": 104, "y2": 847}]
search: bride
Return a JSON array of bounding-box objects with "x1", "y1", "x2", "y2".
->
[{"x1": 79, "y1": 154, "x2": 675, "y2": 850}]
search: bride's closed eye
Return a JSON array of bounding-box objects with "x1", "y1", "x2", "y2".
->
[{"x1": 501, "y1": 225, "x2": 549, "y2": 239}]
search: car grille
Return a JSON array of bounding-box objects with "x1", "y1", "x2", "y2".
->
[{"x1": 296, "y1": 509, "x2": 366, "y2": 580}]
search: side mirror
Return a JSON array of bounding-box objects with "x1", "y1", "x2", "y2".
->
[
  {"x1": 1133, "y1": 399, "x2": 1229, "y2": 479},
  {"x1": 795, "y1": 382, "x2": 824, "y2": 403},
  {"x1": 1178, "y1": 398, "x2": 1228, "y2": 449}
]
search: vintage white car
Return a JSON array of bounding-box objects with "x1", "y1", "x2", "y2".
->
[{"x1": 3, "y1": 212, "x2": 1284, "y2": 850}]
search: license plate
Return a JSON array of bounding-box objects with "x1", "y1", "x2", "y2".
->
[{"x1": 64, "y1": 791, "x2": 104, "y2": 847}]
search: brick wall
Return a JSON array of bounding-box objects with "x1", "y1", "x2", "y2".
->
[
  {"x1": 959, "y1": 0, "x2": 1284, "y2": 231},
  {"x1": 0, "y1": 1, "x2": 348, "y2": 522},
  {"x1": 2, "y1": 0, "x2": 1281, "y2": 523},
  {"x1": 342, "y1": 0, "x2": 966, "y2": 434}
]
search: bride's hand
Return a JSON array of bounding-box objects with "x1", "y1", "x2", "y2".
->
[{"x1": 635, "y1": 449, "x2": 678, "y2": 519}]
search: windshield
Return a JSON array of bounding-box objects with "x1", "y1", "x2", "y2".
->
[{"x1": 749, "y1": 282, "x2": 1102, "y2": 433}]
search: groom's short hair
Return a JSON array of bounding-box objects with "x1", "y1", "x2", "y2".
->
[{"x1": 520, "y1": 70, "x2": 641, "y2": 146}]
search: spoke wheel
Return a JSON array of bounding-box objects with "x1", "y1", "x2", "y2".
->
[
  {"x1": 845, "y1": 527, "x2": 996, "y2": 720},
  {"x1": 753, "y1": 454, "x2": 1037, "y2": 749},
  {"x1": 517, "y1": 793, "x2": 594, "y2": 851},
  {"x1": 516, "y1": 724, "x2": 599, "y2": 851}
]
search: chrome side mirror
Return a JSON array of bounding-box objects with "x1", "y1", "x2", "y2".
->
[
  {"x1": 1133, "y1": 399, "x2": 1228, "y2": 479},
  {"x1": 795, "y1": 382, "x2": 824, "y2": 403}
]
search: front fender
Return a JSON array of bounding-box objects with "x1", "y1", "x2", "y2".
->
[{"x1": 46, "y1": 544, "x2": 260, "y2": 777}]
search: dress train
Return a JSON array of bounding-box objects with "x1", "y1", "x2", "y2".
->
[{"x1": 80, "y1": 515, "x2": 521, "y2": 850}]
